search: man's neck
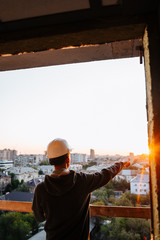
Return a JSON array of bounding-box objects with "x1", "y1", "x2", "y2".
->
[
  {"x1": 52, "y1": 164, "x2": 70, "y2": 176},
  {"x1": 52, "y1": 168, "x2": 70, "y2": 177},
  {"x1": 54, "y1": 164, "x2": 67, "y2": 171}
]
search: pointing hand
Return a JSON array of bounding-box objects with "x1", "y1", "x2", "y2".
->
[{"x1": 123, "y1": 161, "x2": 130, "y2": 168}]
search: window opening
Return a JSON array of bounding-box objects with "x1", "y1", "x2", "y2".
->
[{"x1": 0, "y1": 57, "x2": 150, "y2": 239}]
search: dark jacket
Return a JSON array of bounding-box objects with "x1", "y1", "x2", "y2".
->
[{"x1": 32, "y1": 162, "x2": 124, "y2": 240}]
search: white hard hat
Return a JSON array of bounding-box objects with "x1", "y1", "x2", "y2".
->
[{"x1": 47, "y1": 138, "x2": 71, "y2": 159}]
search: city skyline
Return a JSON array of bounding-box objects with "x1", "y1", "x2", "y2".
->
[
  {"x1": 0, "y1": 57, "x2": 148, "y2": 155},
  {"x1": 0, "y1": 147, "x2": 145, "y2": 157}
]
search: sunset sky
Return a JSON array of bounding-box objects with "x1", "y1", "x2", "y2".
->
[{"x1": 0, "y1": 57, "x2": 148, "y2": 156}]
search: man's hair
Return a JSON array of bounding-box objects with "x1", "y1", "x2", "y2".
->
[{"x1": 49, "y1": 153, "x2": 69, "y2": 166}]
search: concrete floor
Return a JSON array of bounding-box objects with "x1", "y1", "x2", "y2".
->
[{"x1": 28, "y1": 230, "x2": 46, "y2": 240}]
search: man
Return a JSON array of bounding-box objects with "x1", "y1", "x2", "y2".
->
[{"x1": 32, "y1": 138, "x2": 130, "y2": 240}]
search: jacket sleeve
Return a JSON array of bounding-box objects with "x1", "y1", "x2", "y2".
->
[
  {"x1": 83, "y1": 162, "x2": 124, "y2": 194},
  {"x1": 32, "y1": 184, "x2": 46, "y2": 222}
]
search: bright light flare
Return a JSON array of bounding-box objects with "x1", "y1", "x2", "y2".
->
[{"x1": 136, "y1": 167, "x2": 145, "y2": 205}]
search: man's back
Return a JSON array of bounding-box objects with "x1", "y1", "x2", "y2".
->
[
  {"x1": 32, "y1": 162, "x2": 124, "y2": 240},
  {"x1": 33, "y1": 171, "x2": 91, "y2": 240}
]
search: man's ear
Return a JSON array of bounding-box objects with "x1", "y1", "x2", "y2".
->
[{"x1": 66, "y1": 157, "x2": 70, "y2": 163}]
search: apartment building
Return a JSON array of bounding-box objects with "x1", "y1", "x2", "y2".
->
[
  {"x1": 0, "y1": 149, "x2": 17, "y2": 161},
  {"x1": 0, "y1": 159, "x2": 14, "y2": 169},
  {"x1": 130, "y1": 174, "x2": 149, "y2": 195},
  {"x1": 71, "y1": 153, "x2": 87, "y2": 164},
  {"x1": 69, "y1": 164, "x2": 82, "y2": 171},
  {"x1": 5, "y1": 167, "x2": 38, "y2": 182},
  {"x1": 37, "y1": 165, "x2": 54, "y2": 175},
  {"x1": 90, "y1": 149, "x2": 95, "y2": 161},
  {"x1": 0, "y1": 172, "x2": 11, "y2": 192},
  {"x1": 14, "y1": 154, "x2": 45, "y2": 166},
  {"x1": 115, "y1": 169, "x2": 138, "y2": 182}
]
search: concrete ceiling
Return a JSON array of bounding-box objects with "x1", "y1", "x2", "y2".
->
[
  {"x1": 0, "y1": 0, "x2": 90, "y2": 22},
  {"x1": 0, "y1": 39, "x2": 142, "y2": 71},
  {"x1": 0, "y1": 0, "x2": 158, "y2": 70}
]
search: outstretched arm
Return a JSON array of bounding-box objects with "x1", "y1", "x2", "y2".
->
[{"x1": 83, "y1": 161, "x2": 130, "y2": 194}]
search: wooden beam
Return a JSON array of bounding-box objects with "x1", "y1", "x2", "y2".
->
[
  {"x1": 0, "y1": 200, "x2": 151, "y2": 219},
  {"x1": 0, "y1": 200, "x2": 32, "y2": 213},
  {"x1": 90, "y1": 205, "x2": 151, "y2": 219}
]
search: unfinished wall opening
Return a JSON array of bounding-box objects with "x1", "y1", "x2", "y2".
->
[
  {"x1": 1, "y1": 0, "x2": 160, "y2": 237},
  {"x1": 0, "y1": 53, "x2": 150, "y2": 239}
]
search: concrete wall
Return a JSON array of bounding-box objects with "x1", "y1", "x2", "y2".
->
[{"x1": 143, "y1": 12, "x2": 160, "y2": 238}]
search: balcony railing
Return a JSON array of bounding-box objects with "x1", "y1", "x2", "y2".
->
[{"x1": 0, "y1": 200, "x2": 151, "y2": 219}]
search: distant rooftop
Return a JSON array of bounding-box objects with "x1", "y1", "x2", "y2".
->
[
  {"x1": 26, "y1": 177, "x2": 44, "y2": 187},
  {"x1": 0, "y1": 172, "x2": 10, "y2": 177},
  {"x1": 38, "y1": 165, "x2": 54, "y2": 169},
  {"x1": 87, "y1": 165, "x2": 106, "y2": 172},
  {"x1": 1, "y1": 191, "x2": 34, "y2": 202},
  {"x1": 7, "y1": 167, "x2": 38, "y2": 174},
  {"x1": 131, "y1": 174, "x2": 149, "y2": 183}
]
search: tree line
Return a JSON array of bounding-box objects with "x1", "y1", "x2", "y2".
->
[
  {"x1": 0, "y1": 212, "x2": 41, "y2": 240},
  {"x1": 90, "y1": 179, "x2": 150, "y2": 240}
]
